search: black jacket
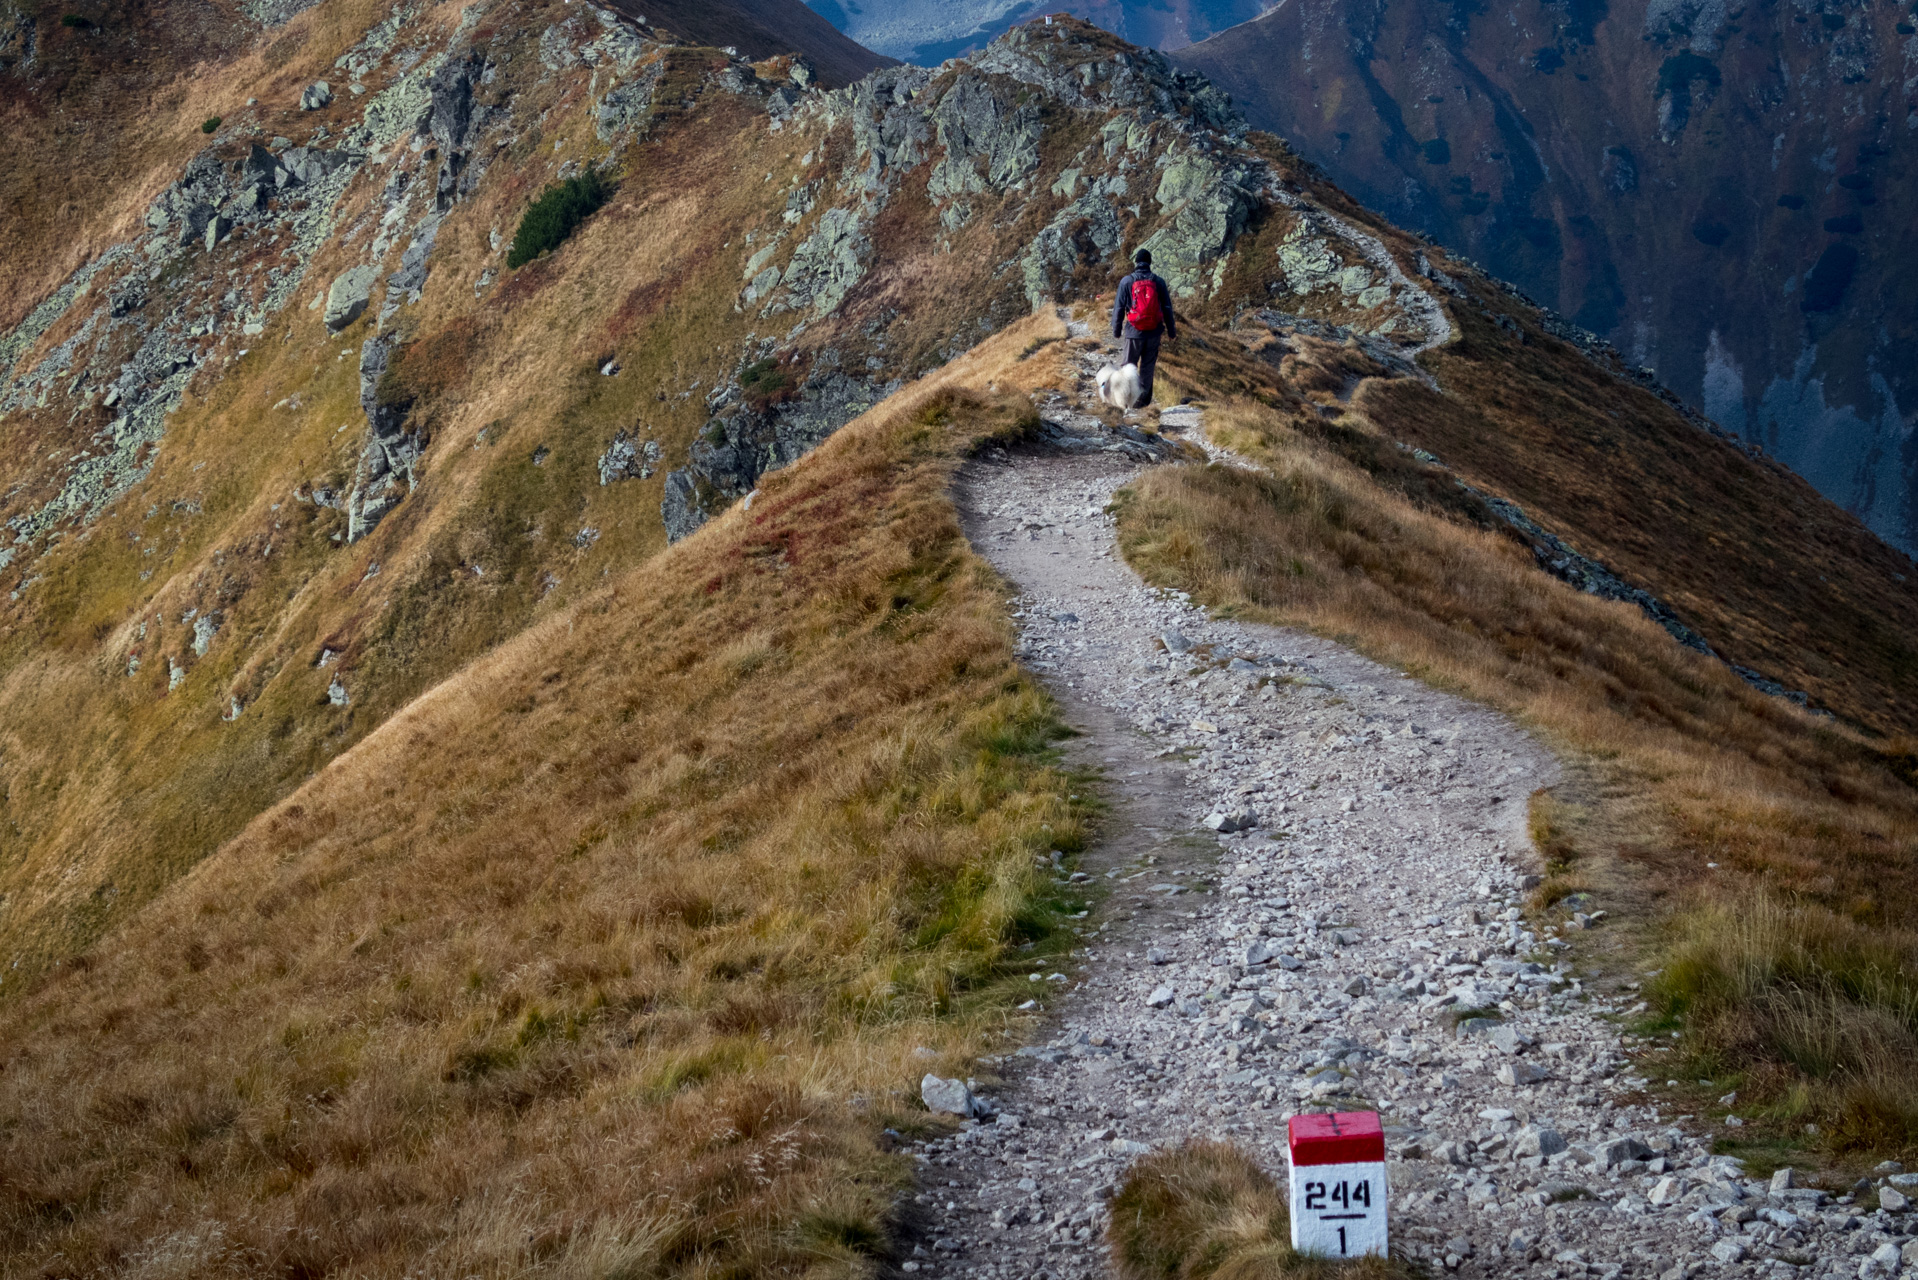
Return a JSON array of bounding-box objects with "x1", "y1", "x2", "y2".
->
[{"x1": 1111, "y1": 270, "x2": 1177, "y2": 340}]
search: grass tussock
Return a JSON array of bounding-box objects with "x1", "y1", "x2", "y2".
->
[
  {"x1": 1118, "y1": 326, "x2": 1918, "y2": 1162},
  {"x1": 1109, "y1": 1141, "x2": 1407, "y2": 1280},
  {"x1": 0, "y1": 320, "x2": 1081, "y2": 1276},
  {"x1": 1653, "y1": 895, "x2": 1918, "y2": 1151}
]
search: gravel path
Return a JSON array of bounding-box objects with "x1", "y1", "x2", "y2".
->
[{"x1": 895, "y1": 341, "x2": 1908, "y2": 1279}]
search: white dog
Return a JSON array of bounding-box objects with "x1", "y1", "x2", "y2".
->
[{"x1": 1096, "y1": 362, "x2": 1142, "y2": 410}]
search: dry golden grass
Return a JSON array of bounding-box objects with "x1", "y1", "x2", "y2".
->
[
  {"x1": 0, "y1": 33, "x2": 850, "y2": 983},
  {"x1": 0, "y1": 320, "x2": 1086, "y2": 1277},
  {"x1": 0, "y1": 0, "x2": 408, "y2": 330},
  {"x1": 1117, "y1": 324, "x2": 1918, "y2": 1162},
  {"x1": 1108, "y1": 1141, "x2": 1407, "y2": 1280},
  {"x1": 1365, "y1": 305, "x2": 1918, "y2": 738}
]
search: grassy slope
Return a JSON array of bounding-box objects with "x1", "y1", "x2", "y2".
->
[
  {"x1": 1114, "y1": 309, "x2": 1918, "y2": 1164},
  {"x1": 1364, "y1": 304, "x2": 1918, "y2": 737},
  {"x1": 0, "y1": 318, "x2": 1083, "y2": 1278},
  {"x1": 0, "y1": 0, "x2": 400, "y2": 330},
  {"x1": 0, "y1": 32, "x2": 858, "y2": 978}
]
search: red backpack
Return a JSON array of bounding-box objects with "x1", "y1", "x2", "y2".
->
[{"x1": 1124, "y1": 277, "x2": 1163, "y2": 332}]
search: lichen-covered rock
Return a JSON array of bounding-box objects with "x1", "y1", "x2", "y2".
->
[
  {"x1": 1137, "y1": 149, "x2": 1258, "y2": 295},
  {"x1": 836, "y1": 66, "x2": 933, "y2": 194},
  {"x1": 774, "y1": 206, "x2": 870, "y2": 317},
  {"x1": 1022, "y1": 191, "x2": 1125, "y2": 310},
  {"x1": 927, "y1": 74, "x2": 1042, "y2": 201},
  {"x1": 1277, "y1": 221, "x2": 1342, "y2": 296},
  {"x1": 598, "y1": 431, "x2": 662, "y2": 484},
  {"x1": 597, "y1": 58, "x2": 664, "y2": 143},
  {"x1": 190, "y1": 613, "x2": 220, "y2": 657},
  {"x1": 324, "y1": 265, "x2": 379, "y2": 332}
]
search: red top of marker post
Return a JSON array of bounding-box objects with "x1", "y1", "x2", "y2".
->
[{"x1": 1288, "y1": 1111, "x2": 1385, "y2": 1166}]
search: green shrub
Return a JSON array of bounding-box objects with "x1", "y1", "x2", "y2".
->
[
  {"x1": 739, "y1": 357, "x2": 798, "y2": 408},
  {"x1": 200, "y1": 116, "x2": 222, "y2": 134},
  {"x1": 60, "y1": 12, "x2": 91, "y2": 26},
  {"x1": 506, "y1": 171, "x2": 610, "y2": 269}
]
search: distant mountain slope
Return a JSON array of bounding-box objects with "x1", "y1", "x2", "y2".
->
[
  {"x1": 1173, "y1": 0, "x2": 1918, "y2": 554},
  {"x1": 800, "y1": 0, "x2": 1275, "y2": 63},
  {"x1": 611, "y1": 0, "x2": 893, "y2": 84}
]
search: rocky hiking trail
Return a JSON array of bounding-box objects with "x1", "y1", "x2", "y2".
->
[{"x1": 896, "y1": 337, "x2": 1908, "y2": 1279}]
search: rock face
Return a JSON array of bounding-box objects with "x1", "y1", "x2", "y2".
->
[
  {"x1": 597, "y1": 431, "x2": 662, "y2": 485},
  {"x1": 1172, "y1": 0, "x2": 1918, "y2": 552},
  {"x1": 662, "y1": 366, "x2": 893, "y2": 541},
  {"x1": 347, "y1": 335, "x2": 420, "y2": 543}
]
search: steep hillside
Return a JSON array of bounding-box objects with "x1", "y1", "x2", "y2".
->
[
  {"x1": 1172, "y1": 0, "x2": 1918, "y2": 554},
  {"x1": 3, "y1": 6, "x2": 1918, "y2": 1270},
  {"x1": 0, "y1": 329, "x2": 1087, "y2": 1276}
]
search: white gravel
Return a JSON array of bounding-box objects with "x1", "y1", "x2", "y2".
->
[{"x1": 894, "y1": 345, "x2": 1907, "y2": 1279}]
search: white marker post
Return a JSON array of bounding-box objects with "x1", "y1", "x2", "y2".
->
[{"x1": 1287, "y1": 1111, "x2": 1389, "y2": 1259}]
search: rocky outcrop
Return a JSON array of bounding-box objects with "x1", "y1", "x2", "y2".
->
[
  {"x1": 0, "y1": 117, "x2": 368, "y2": 553},
  {"x1": 1459, "y1": 474, "x2": 1817, "y2": 708},
  {"x1": 1020, "y1": 185, "x2": 1125, "y2": 310},
  {"x1": 1136, "y1": 147, "x2": 1258, "y2": 296},
  {"x1": 926, "y1": 74, "x2": 1041, "y2": 203},
  {"x1": 773, "y1": 206, "x2": 871, "y2": 317},
  {"x1": 598, "y1": 431, "x2": 662, "y2": 484},
  {"x1": 663, "y1": 362, "x2": 895, "y2": 540},
  {"x1": 426, "y1": 52, "x2": 484, "y2": 210},
  {"x1": 346, "y1": 335, "x2": 421, "y2": 543}
]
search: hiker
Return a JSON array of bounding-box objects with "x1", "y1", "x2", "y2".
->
[{"x1": 1110, "y1": 248, "x2": 1177, "y2": 407}]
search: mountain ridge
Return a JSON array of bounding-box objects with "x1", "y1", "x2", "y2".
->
[{"x1": 1, "y1": 6, "x2": 1917, "y2": 1270}]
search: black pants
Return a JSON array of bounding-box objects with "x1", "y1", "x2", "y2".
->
[{"x1": 1122, "y1": 329, "x2": 1163, "y2": 407}]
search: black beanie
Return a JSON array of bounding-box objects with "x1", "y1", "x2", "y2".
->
[{"x1": 1134, "y1": 248, "x2": 1152, "y2": 266}]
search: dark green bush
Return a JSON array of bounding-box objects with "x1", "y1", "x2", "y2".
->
[
  {"x1": 506, "y1": 171, "x2": 610, "y2": 269},
  {"x1": 1692, "y1": 219, "x2": 1730, "y2": 247},
  {"x1": 60, "y1": 13, "x2": 91, "y2": 27},
  {"x1": 1802, "y1": 243, "x2": 1859, "y2": 313},
  {"x1": 1421, "y1": 138, "x2": 1451, "y2": 165},
  {"x1": 200, "y1": 116, "x2": 222, "y2": 134},
  {"x1": 739, "y1": 357, "x2": 798, "y2": 408}
]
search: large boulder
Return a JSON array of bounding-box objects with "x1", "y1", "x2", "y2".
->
[
  {"x1": 324, "y1": 266, "x2": 379, "y2": 333},
  {"x1": 921, "y1": 1074, "x2": 982, "y2": 1117},
  {"x1": 300, "y1": 80, "x2": 332, "y2": 110}
]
